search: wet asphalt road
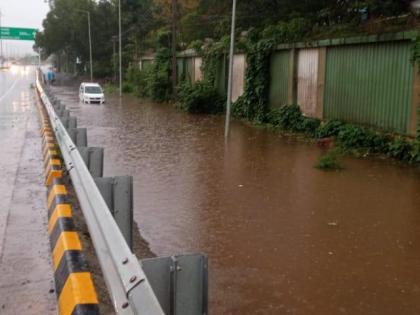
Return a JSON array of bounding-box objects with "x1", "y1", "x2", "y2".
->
[
  {"x1": 51, "y1": 80, "x2": 420, "y2": 315},
  {"x1": 0, "y1": 66, "x2": 56, "y2": 314}
]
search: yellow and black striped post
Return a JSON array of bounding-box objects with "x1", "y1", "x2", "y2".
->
[
  {"x1": 47, "y1": 178, "x2": 99, "y2": 315},
  {"x1": 37, "y1": 95, "x2": 100, "y2": 315}
]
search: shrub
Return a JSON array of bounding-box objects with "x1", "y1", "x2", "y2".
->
[
  {"x1": 388, "y1": 138, "x2": 412, "y2": 161},
  {"x1": 296, "y1": 117, "x2": 321, "y2": 135},
  {"x1": 316, "y1": 120, "x2": 346, "y2": 138},
  {"x1": 277, "y1": 105, "x2": 303, "y2": 130},
  {"x1": 362, "y1": 130, "x2": 391, "y2": 153},
  {"x1": 315, "y1": 148, "x2": 343, "y2": 170},
  {"x1": 103, "y1": 83, "x2": 118, "y2": 94},
  {"x1": 122, "y1": 82, "x2": 134, "y2": 93},
  {"x1": 177, "y1": 81, "x2": 225, "y2": 114},
  {"x1": 409, "y1": 142, "x2": 420, "y2": 164},
  {"x1": 143, "y1": 48, "x2": 172, "y2": 102},
  {"x1": 266, "y1": 105, "x2": 320, "y2": 135},
  {"x1": 336, "y1": 124, "x2": 369, "y2": 150}
]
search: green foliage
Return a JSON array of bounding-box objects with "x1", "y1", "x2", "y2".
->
[
  {"x1": 122, "y1": 82, "x2": 135, "y2": 94},
  {"x1": 177, "y1": 81, "x2": 225, "y2": 114},
  {"x1": 411, "y1": 36, "x2": 420, "y2": 67},
  {"x1": 188, "y1": 40, "x2": 204, "y2": 53},
  {"x1": 409, "y1": 142, "x2": 420, "y2": 164},
  {"x1": 315, "y1": 148, "x2": 343, "y2": 170},
  {"x1": 233, "y1": 18, "x2": 311, "y2": 123},
  {"x1": 201, "y1": 37, "x2": 230, "y2": 85},
  {"x1": 336, "y1": 124, "x2": 371, "y2": 150},
  {"x1": 261, "y1": 18, "x2": 311, "y2": 43},
  {"x1": 124, "y1": 48, "x2": 172, "y2": 101},
  {"x1": 388, "y1": 137, "x2": 412, "y2": 160},
  {"x1": 266, "y1": 105, "x2": 320, "y2": 135},
  {"x1": 147, "y1": 48, "x2": 172, "y2": 101},
  {"x1": 36, "y1": 0, "x2": 413, "y2": 78},
  {"x1": 316, "y1": 120, "x2": 346, "y2": 138},
  {"x1": 103, "y1": 83, "x2": 118, "y2": 94},
  {"x1": 126, "y1": 65, "x2": 148, "y2": 96},
  {"x1": 261, "y1": 103, "x2": 420, "y2": 165},
  {"x1": 233, "y1": 39, "x2": 275, "y2": 122}
]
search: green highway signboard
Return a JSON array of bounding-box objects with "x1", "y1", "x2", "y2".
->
[{"x1": 0, "y1": 27, "x2": 38, "y2": 41}]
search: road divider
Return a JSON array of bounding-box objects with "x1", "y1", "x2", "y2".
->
[{"x1": 36, "y1": 98, "x2": 100, "y2": 315}]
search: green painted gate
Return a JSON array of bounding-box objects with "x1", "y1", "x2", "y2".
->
[
  {"x1": 269, "y1": 50, "x2": 290, "y2": 109},
  {"x1": 324, "y1": 41, "x2": 413, "y2": 133}
]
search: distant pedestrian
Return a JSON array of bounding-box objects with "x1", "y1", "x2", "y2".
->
[{"x1": 46, "y1": 70, "x2": 55, "y2": 85}]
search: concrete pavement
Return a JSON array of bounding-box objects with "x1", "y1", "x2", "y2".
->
[{"x1": 0, "y1": 66, "x2": 57, "y2": 314}]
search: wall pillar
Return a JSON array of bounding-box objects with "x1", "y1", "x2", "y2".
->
[
  {"x1": 316, "y1": 47, "x2": 327, "y2": 119},
  {"x1": 287, "y1": 49, "x2": 297, "y2": 105},
  {"x1": 410, "y1": 64, "x2": 420, "y2": 136}
]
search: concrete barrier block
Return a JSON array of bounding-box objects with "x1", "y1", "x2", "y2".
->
[
  {"x1": 78, "y1": 147, "x2": 104, "y2": 178},
  {"x1": 94, "y1": 176, "x2": 133, "y2": 249},
  {"x1": 141, "y1": 253, "x2": 208, "y2": 315},
  {"x1": 68, "y1": 128, "x2": 88, "y2": 147}
]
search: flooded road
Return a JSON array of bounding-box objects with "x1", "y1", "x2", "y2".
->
[
  {"x1": 0, "y1": 66, "x2": 57, "y2": 314},
  {"x1": 53, "y1": 83, "x2": 420, "y2": 315}
]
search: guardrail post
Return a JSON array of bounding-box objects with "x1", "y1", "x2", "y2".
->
[
  {"x1": 140, "y1": 254, "x2": 208, "y2": 315},
  {"x1": 79, "y1": 147, "x2": 104, "y2": 178},
  {"x1": 94, "y1": 176, "x2": 133, "y2": 249}
]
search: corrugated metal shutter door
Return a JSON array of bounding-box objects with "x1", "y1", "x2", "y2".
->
[
  {"x1": 324, "y1": 41, "x2": 413, "y2": 133},
  {"x1": 269, "y1": 51, "x2": 289, "y2": 109},
  {"x1": 231, "y1": 54, "x2": 246, "y2": 102},
  {"x1": 194, "y1": 57, "x2": 203, "y2": 82},
  {"x1": 297, "y1": 49, "x2": 319, "y2": 117}
]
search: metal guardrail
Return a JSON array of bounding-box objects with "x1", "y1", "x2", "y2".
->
[{"x1": 36, "y1": 74, "x2": 165, "y2": 315}]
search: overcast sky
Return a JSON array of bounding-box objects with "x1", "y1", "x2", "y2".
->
[{"x1": 0, "y1": 0, "x2": 49, "y2": 56}]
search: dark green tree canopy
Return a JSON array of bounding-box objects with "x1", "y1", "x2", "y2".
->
[{"x1": 36, "y1": 0, "x2": 414, "y2": 77}]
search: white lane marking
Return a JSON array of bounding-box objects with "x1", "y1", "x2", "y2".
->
[{"x1": 0, "y1": 79, "x2": 19, "y2": 103}]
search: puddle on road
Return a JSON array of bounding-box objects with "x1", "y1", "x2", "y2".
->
[{"x1": 53, "y1": 84, "x2": 420, "y2": 315}]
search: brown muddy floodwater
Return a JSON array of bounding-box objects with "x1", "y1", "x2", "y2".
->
[{"x1": 53, "y1": 83, "x2": 420, "y2": 315}]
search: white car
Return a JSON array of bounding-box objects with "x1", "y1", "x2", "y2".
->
[{"x1": 79, "y1": 82, "x2": 105, "y2": 104}]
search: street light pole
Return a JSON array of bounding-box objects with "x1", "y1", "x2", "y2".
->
[
  {"x1": 112, "y1": 36, "x2": 117, "y2": 83},
  {"x1": 75, "y1": 9, "x2": 93, "y2": 81},
  {"x1": 171, "y1": 0, "x2": 178, "y2": 97},
  {"x1": 0, "y1": 9, "x2": 3, "y2": 68},
  {"x1": 87, "y1": 11, "x2": 93, "y2": 82},
  {"x1": 118, "y1": 0, "x2": 122, "y2": 97},
  {"x1": 224, "y1": 0, "x2": 237, "y2": 139}
]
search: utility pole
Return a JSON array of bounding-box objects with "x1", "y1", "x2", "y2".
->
[
  {"x1": 224, "y1": 0, "x2": 237, "y2": 139},
  {"x1": 118, "y1": 0, "x2": 122, "y2": 97},
  {"x1": 171, "y1": 0, "x2": 177, "y2": 96}
]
